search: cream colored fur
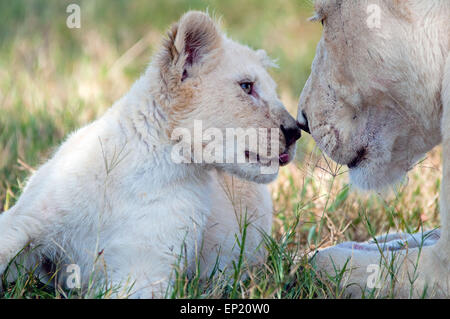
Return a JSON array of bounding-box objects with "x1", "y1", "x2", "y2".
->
[
  {"x1": 298, "y1": 0, "x2": 450, "y2": 298},
  {"x1": 0, "y1": 12, "x2": 300, "y2": 298}
]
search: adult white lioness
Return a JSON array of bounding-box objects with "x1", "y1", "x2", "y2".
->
[
  {"x1": 0, "y1": 12, "x2": 301, "y2": 298},
  {"x1": 298, "y1": 0, "x2": 449, "y2": 297}
]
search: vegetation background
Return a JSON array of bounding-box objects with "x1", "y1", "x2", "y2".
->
[{"x1": 0, "y1": 0, "x2": 442, "y2": 298}]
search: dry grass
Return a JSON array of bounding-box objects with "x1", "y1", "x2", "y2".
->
[{"x1": 0, "y1": 0, "x2": 442, "y2": 298}]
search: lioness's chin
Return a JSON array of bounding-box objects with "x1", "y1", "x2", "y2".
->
[{"x1": 348, "y1": 165, "x2": 407, "y2": 191}]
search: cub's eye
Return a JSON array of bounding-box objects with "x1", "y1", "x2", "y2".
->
[
  {"x1": 321, "y1": 19, "x2": 325, "y2": 26},
  {"x1": 240, "y1": 82, "x2": 253, "y2": 95}
]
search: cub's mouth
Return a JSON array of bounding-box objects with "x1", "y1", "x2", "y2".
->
[
  {"x1": 347, "y1": 148, "x2": 367, "y2": 169},
  {"x1": 278, "y1": 152, "x2": 290, "y2": 166}
]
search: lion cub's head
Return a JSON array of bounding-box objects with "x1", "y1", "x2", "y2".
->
[
  {"x1": 150, "y1": 11, "x2": 301, "y2": 183},
  {"x1": 298, "y1": 0, "x2": 449, "y2": 190}
]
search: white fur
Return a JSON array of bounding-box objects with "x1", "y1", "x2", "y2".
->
[
  {"x1": 299, "y1": 0, "x2": 450, "y2": 297},
  {"x1": 0, "y1": 12, "x2": 300, "y2": 298}
]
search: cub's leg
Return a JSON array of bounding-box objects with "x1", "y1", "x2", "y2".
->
[
  {"x1": 199, "y1": 170, "x2": 272, "y2": 278},
  {"x1": 0, "y1": 206, "x2": 46, "y2": 277},
  {"x1": 106, "y1": 251, "x2": 175, "y2": 299},
  {"x1": 0, "y1": 205, "x2": 52, "y2": 292},
  {"x1": 102, "y1": 205, "x2": 210, "y2": 299},
  {"x1": 0, "y1": 247, "x2": 45, "y2": 287},
  {"x1": 0, "y1": 162, "x2": 58, "y2": 278}
]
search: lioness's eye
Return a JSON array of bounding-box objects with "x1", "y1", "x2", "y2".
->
[
  {"x1": 240, "y1": 82, "x2": 253, "y2": 95},
  {"x1": 321, "y1": 19, "x2": 325, "y2": 26}
]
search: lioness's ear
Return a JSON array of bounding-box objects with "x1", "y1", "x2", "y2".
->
[{"x1": 160, "y1": 11, "x2": 221, "y2": 81}]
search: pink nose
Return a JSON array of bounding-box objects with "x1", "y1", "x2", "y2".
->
[{"x1": 279, "y1": 153, "x2": 290, "y2": 165}]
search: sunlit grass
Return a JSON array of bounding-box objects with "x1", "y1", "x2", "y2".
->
[{"x1": 0, "y1": 0, "x2": 442, "y2": 298}]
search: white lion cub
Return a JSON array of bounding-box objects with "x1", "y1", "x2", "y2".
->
[{"x1": 0, "y1": 12, "x2": 301, "y2": 298}]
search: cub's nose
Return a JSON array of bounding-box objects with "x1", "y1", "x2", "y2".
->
[{"x1": 280, "y1": 124, "x2": 301, "y2": 147}]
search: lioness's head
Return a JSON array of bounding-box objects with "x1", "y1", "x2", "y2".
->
[
  {"x1": 298, "y1": 0, "x2": 449, "y2": 189},
  {"x1": 150, "y1": 11, "x2": 300, "y2": 183}
]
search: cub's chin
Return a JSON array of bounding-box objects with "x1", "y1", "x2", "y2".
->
[
  {"x1": 214, "y1": 146, "x2": 298, "y2": 184},
  {"x1": 216, "y1": 162, "x2": 279, "y2": 184}
]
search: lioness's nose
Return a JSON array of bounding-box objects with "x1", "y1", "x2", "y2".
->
[
  {"x1": 297, "y1": 111, "x2": 310, "y2": 134},
  {"x1": 280, "y1": 124, "x2": 301, "y2": 147}
]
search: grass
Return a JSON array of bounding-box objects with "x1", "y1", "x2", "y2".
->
[{"x1": 0, "y1": 0, "x2": 442, "y2": 299}]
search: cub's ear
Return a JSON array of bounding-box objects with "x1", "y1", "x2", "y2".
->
[
  {"x1": 160, "y1": 11, "x2": 222, "y2": 81},
  {"x1": 256, "y1": 49, "x2": 278, "y2": 69},
  {"x1": 175, "y1": 11, "x2": 222, "y2": 67}
]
